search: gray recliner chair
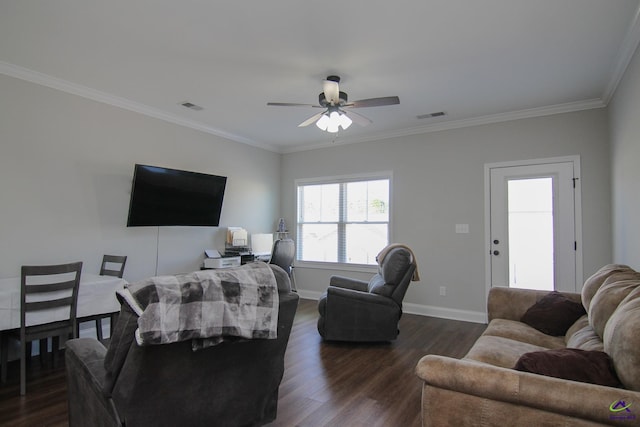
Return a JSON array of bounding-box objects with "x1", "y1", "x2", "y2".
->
[
  {"x1": 317, "y1": 245, "x2": 418, "y2": 342},
  {"x1": 65, "y1": 264, "x2": 299, "y2": 427}
]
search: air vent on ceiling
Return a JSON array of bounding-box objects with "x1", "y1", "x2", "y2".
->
[
  {"x1": 417, "y1": 111, "x2": 445, "y2": 119},
  {"x1": 180, "y1": 101, "x2": 204, "y2": 111}
]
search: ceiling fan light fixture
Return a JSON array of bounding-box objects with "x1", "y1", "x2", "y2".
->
[
  {"x1": 316, "y1": 113, "x2": 330, "y2": 131},
  {"x1": 326, "y1": 111, "x2": 341, "y2": 133},
  {"x1": 339, "y1": 112, "x2": 352, "y2": 129}
]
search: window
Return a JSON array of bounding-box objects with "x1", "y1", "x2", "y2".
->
[{"x1": 296, "y1": 173, "x2": 391, "y2": 265}]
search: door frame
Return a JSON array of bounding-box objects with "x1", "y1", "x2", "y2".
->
[{"x1": 484, "y1": 156, "x2": 583, "y2": 303}]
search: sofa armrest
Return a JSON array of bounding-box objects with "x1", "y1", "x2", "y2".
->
[
  {"x1": 415, "y1": 354, "x2": 638, "y2": 425},
  {"x1": 329, "y1": 275, "x2": 369, "y2": 292},
  {"x1": 487, "y1": 287, "x2": 582, "y2": 322},
  {"x1": 65, "y1": 338, "x2": 120, "y2": 427}
]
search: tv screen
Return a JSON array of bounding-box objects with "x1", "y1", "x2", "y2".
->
[{"x1": 126, "y1": 164, "x2": 227, "y2": 227}]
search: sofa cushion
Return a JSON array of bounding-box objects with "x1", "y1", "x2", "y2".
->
[
  {"x1": 482, "y1": 319, "x2": 566, "y2": 349},
  {"x1": 581, "y1": 264, "x2": 633, "y2": 311},
  {"x1": 603, "y1": 286, "x2": 640, "y2": 391},
  {"x1": 514, "y1": 348, "x2": 622, "y2": 388},
  {"x1": 589, "y1": 276, "x2": 640, "y2": 338},
  {"x1": 565, "y1": 321, "x2": 605, "y2": 352},
  {"x1": 464, "y1": 335, "x2": 550, "y2": 369},
  {"x1": 520, "y1": 291, "x2": 586, "y2": 336}
]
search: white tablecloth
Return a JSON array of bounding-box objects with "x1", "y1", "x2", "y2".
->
[{"x1": 0, "y1": 273, "x2": 127, "y2": 331}]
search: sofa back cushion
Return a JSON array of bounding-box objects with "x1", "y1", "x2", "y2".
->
[
  {"x1": 565, "y1": 316, "x2": 604, "y2": 351},
  {"x1": 588, "y1": 276, "x2": 640, "y2": 338},
  {"x1": 603, "y1": 286, "x2": 640, "y2": 391},
  {"x1": 581, "y1": 264, "x2": 633, "y2": 311}
]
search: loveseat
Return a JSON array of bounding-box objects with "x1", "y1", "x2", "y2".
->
[
  {"x1": 415, "y1": 264, "x2": 640, "y2": 426},
  {"x1": 65, "y1": 263, "x2": 299, "y2": 427}
]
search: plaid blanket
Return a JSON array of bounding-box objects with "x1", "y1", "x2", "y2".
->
[{"x1": 116, "y1": 262, "x2": 279, "y2": 350}]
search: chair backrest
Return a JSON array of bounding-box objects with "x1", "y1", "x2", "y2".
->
[
  {"x1": 368, "y1": 247, "x2": 416, "y2": 305},
  {"x1": 21, "y1": 261, "x2": 82, "y2": 338},
  {"x1": 269, "y1": 239, "x2": 295, "y2": 276},
  {"x1": 100, "y1": 255, "x2": 127, "y2": 278}
]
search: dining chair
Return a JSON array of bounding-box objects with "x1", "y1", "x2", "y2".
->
[
  {"x1": 89, "y1": 255, "x2": 127, "y2": 340},
  {"x1": 99, "y1": 255, "x2": 127, "y2": 278},
  {"x1": 0, "y1": 262, "x2": 82, "y2": 395}
]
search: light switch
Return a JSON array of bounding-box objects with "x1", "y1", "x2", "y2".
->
[{"x1": 455, "y1": 224, "x2": 469, "y2": 234}]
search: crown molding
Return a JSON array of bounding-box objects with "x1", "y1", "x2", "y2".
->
[
  {"x1": 0, "y1": 61, "x2": 281, "y2": 153},
  {"x1": 282, "y1": 98, "x2": 606, "y2": 153},
  {"x1": 601, "y1": 4, "x2": 640, "y2": 104}
]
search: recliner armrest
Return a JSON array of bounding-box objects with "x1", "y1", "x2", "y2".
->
[
  {"x1": 327, "y1": 285, "x2": 398, "y2": 307},
  {"x1": 65, "y1": 338, "x2": 121, "y2": 426},
  {"x1": 66, "y1": 338, "x2": 108, "y2": 395},
  {"x1": 329, "y1": 275, "x2": 369, "y2": 292}
]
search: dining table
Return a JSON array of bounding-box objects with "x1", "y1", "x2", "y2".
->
[{"x1": 0, "y1": 273, "x2": 127, "y2": 332}]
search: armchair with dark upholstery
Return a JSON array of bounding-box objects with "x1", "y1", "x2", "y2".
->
[
  {"x1": 64, "y1": 264, "x2": 299, "y2": 427},
  {"x1": 317, "y1": 245, "x2": 418, "y2": 342}
]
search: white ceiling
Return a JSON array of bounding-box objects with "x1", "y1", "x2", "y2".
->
[{"x1": 1, "y1": 0, "x2": 639, "y2": 153}]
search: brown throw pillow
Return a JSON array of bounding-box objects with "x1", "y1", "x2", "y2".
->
[
  {"x1": 520, "y1": 291, "x2": 586, "y2": 336},
  {"x1": 514, "y1": 348, "x2": 622, "y2": 388}
]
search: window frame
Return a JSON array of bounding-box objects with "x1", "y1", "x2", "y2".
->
[{"x1": 294, "y1": 171, "x2": 393, "y2": 272}]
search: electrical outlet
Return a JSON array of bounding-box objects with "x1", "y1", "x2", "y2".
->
[{"x1": 439, "y1": 286, "x2": 446, "y2": 296}]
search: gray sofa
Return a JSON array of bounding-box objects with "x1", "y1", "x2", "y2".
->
[
  {"x1": 65, "y1": 264, "x2": 299, "y2": 427},
  {"x1": 415, "y1": 264, "x2": 640, "y2": 426}
]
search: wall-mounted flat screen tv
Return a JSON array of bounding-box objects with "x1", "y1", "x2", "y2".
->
[{"x1": 127, "y1": 164, "x2": 227, "y2": 227}]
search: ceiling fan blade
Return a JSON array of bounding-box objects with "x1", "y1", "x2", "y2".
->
[
  {"x1": 298, "y1": 111, "x2": 325, "y2": 127},
  {"x1": 267, "y1": 102, "x2": 318, "y2": 107},
  {"x1": 323, "y1": 80, "x2": 340, "y2": 105},
  {"x1": 343, "y1": 109, "x2": 372, "y2": 127},
  {"x1": 347, "y1": 96, "x2": 400, "y2": 108}
]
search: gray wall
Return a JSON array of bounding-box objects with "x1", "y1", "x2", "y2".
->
[
  {"x1": 282, "y1": 109, "x2": 612, "y2": 320},
  {"x1": 1, "y1": 69, "x2": 618, "y2": 321},
  {"x1": 609, "y1": 44, "x2": 640, "y2": 270},
  {"x1": 0, "y1": 74, "x2": 281, "y2": 281}
]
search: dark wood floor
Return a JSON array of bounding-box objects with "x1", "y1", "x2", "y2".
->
[{"x1": 0, "y1": 299, "x2": 486, "y2": 427}]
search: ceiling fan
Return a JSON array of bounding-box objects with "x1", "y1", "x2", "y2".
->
[{"x1": 267, "y1": 75, "x2": 400, "y2": 133}]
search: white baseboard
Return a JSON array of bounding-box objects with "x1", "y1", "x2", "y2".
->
[
  {"x1": 402, "y1": 302, "x2": 487, "y2": 324},
  {"x1": 296, "y1": 290, "x2": 487, "y2": 324}
]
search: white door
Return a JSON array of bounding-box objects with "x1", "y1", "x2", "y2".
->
[{"x1": 487, "y1": 158, "x2": 581, "y2": 293}]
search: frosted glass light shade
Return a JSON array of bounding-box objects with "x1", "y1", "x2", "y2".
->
[{"x1": 316, "y1": 114, "x2": 330, "y2": 130}]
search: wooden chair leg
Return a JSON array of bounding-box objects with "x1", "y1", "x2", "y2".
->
[
  {"x1": 20, "y1": 341, "x2": 26, "y2": 396},
  {"x1": 52, "y1": 336, "x2": 59, "y2": 366},
  {"x1": 95, "y1": 318, "x2": 104, "y2": 341},
  {"x1": 39, "y1": 338, "x2": 49, "y2": 365},
  {"x1": 0, "y1": 332, "x2": 8, "y2": 383}
]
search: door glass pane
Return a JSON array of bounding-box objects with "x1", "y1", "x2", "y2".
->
[{"x1": 507, "y1": 178, "x2": 554, "y2": 290}]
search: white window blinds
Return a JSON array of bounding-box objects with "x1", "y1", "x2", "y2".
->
[{"x1": 296, "y1": 174, "x2": 391, "y2": 265}]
